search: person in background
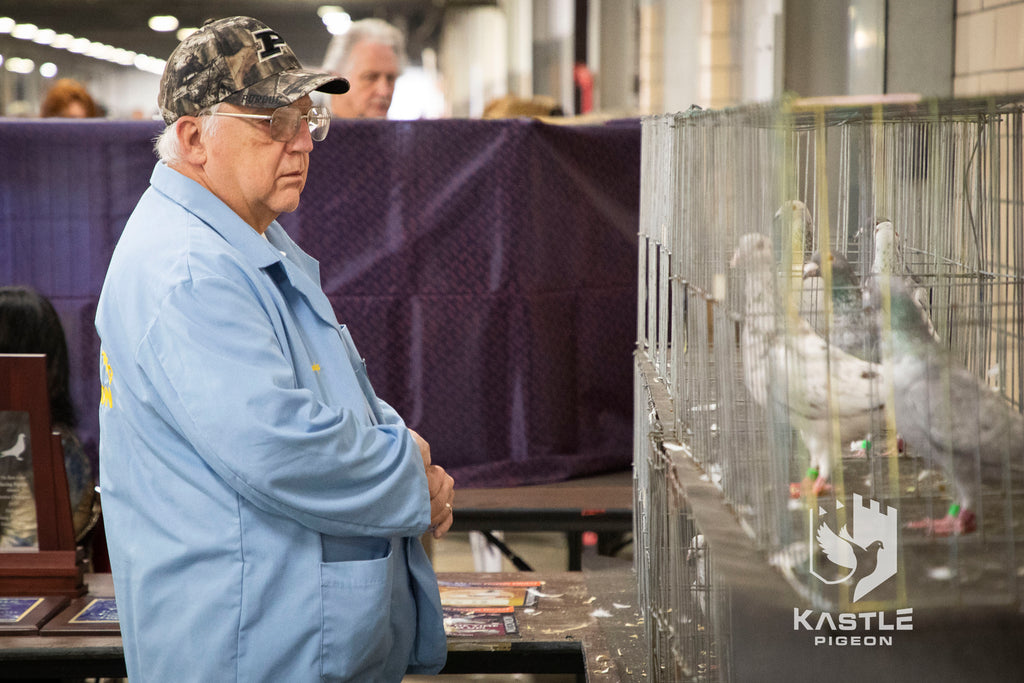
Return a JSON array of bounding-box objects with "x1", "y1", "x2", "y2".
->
[
  {"x1": 95, "y1": 16, "x2": 453, "y2": 681},
  {"x1": 321, "y1": 18, "x2": 405, "y2": 118},
  {"x1": 39, "y1": 78, "x2": 101, "y2": 118},
  {"x1": 0, "y1": 286, "x2": 97, "y2": 548},
  {"x1": 482, "y1": 94, "x2": 565, "y2": 119}
]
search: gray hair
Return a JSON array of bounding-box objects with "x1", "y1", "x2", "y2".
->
[
  {"x1": 153, "y1": 103, "x2": 223, "y2": 164},
  {"x1": 321, "y1": 18, "x2": 407, "y2": 75}
]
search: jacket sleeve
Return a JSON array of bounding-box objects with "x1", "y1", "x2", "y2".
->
[
  {"x1": 376, "y1": 398, "x2": 405, "y2": 426},
  {"x1": 135, "y1": 272, "x2": 431, "y2": 538}
]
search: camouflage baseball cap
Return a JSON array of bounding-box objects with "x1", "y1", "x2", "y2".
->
[{"x1": 158, "y1": 16, "x2": 349, "y2": 124}]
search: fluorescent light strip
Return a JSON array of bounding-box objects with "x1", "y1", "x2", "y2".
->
[{"x1": 0, "y1": 15, "x2": 165, "y2": 75}]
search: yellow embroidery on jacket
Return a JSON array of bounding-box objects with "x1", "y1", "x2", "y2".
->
[{"x1": 100, "y1": 350, "x2": 114, "y2": 409}]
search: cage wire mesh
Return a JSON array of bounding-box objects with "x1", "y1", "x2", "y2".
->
[{"x1": 634, "y1": 94, "x2": 1024, "y2": 680}]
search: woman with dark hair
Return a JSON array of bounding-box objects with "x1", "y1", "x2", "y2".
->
[{"x1": 0, "y1": 286, "x2": 97, "y2": 548}]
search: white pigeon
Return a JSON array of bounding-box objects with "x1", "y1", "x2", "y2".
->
[
  {"x1": 0, "y1": 432, "x2": 26, "y2": 461},
  {"x1": 774, "y1": 200, "x2": 822, "y2": 321},
  {"x1": 731, "y1": 233, "x2": 886, "y2": 497},
  {"x1": 775, "y1": 199, "x2": 814, "y2": 259}
]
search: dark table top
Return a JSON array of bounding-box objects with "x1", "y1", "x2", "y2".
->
[
  {"x1": 0, "y1": 566, "x2": 648, "y2": 681},
  {"x1": 452, "y1": 471, "x2": 635, "y2": 534}
]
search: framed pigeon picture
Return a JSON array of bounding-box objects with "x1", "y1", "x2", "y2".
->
[
  {"x1": 0, "y1": 354, "x2": 84, "y2": 597},
  {"x1": 0, "y1": 409, "x2": 33, "y2": 546}
]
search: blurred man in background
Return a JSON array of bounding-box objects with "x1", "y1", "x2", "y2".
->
[{"x1": 322, "y1": 18, "x2": 405, "y2": 118}]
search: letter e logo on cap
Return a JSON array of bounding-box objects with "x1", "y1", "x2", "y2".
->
[{"x1": 252, "y1": 29, "x2": 287, "y2": 61}]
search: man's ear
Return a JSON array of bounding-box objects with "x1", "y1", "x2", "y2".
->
[{"x1": 176, "y1": 116, "x2": 207, "y2": 165}]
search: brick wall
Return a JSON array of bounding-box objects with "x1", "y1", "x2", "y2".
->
[{"x1": 955, "y1": 0, "x2": 1024, "y2": 95}]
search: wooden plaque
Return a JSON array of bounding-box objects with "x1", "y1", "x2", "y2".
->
[
  {"x1": 0, "y1": 595, "x2": 69, "y2": 634},
  {"x1": 40, "y1": 596, "x2": 120, "y2": 636},
  {"x1": 0, "y1": 354, "x2": 85, "y2": 597}
]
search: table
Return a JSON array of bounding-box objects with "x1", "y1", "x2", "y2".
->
[
  {"x1": 0, "y1": 569, "x2": 647, "y2": 681},
  {"x1": 451, "y1": 471, "x2": 635, "y2": 570},
  {"x1": 0, "y1": 573, "x2": 122, "y2": 679},
  {"x1": 442, "y1": 567, "x2": 647, "y2": 681}
]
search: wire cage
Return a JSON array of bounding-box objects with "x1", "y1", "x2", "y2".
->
[{"x1": 635, "y1": 94, "x2": 1024, "y2": 681}]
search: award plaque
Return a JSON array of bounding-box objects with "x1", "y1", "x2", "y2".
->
[
  {"x1": 0, "y1": 595, "x2": 69, "y2": 634},
  {"x1": 0, "y1": 354, "x2": 85, "y2": 597},
  {"x1": 0, "y1": 410, "x2": 32, "y2": 543},
  {"x1": 40, "y1": 596, "x2": 120, "y2": 636}
]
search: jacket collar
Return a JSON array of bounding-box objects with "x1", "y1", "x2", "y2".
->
[{"x1": 150, "y1": 162, "x2": 337, "y2": 326}]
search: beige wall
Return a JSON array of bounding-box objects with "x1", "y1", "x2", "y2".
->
[
  {"x1": 954, "y1": 0, "x2": 1024, "y2": 402},
  {"x1": 954, "y1": 0, "x2": 1024, "y2": 95},
  {"x1": 699, "y1": 0, "x2": 741, "y2": 109}
]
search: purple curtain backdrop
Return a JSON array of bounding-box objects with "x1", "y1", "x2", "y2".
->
[{"x1": 0, "y1": 117, "x2": 639, "y2": 487}]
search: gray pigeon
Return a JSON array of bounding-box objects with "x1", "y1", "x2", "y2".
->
[
  {"x1": 870, "y1": 221, "x2": 939, "y2": 341},
  {"x1": 802, "y1": 250, "x2": 880, "y2": 363},
  {"x1": 731, "y1": 233, "x2": 886, "y2": 496},
  {"x1": 866, "y1": 276, "x2": 1024, "y2": 535}
]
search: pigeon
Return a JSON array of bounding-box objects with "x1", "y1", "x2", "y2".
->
[
  {"x1": 815, "y1": 521, "x2": 886, "y2": 601},
  {"x1": 775, "y1": 199, "x2": 814, "y2": 256},
  {"x1": 802, "y1": 250, "x2": 880, "y2": 363},
  {"x1": 866, "y1": 276, "x2": 1024, "y2": 535},
  {"x1": 0, "y1": 432, "x2": 26, "y2": 461},
  {"x1": 731, "y1": 233, "x2": 886, "y2": 496},
  {"x1": 776, "y1": 200, "x2": 816, "y2": 290},
  {"x1": 774, "y1": 200, "x2": 835, "y2": 335},
  {"x1": 870, "y1": 221, "x2": 939, "y2": 341}
]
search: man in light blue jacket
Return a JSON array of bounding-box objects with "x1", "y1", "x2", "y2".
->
[{"x1": 95, "y1": 16, "x2": 454, "y2": 681}]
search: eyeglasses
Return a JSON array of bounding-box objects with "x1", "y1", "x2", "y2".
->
[{"x1": 209, "y1": 105, "x2": 331, "y2": 142}]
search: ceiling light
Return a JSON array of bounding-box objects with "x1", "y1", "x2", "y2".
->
[
  {"x1": 148, "y1": 15, "x2": 179, "y2": 33},
  {"x1": 317, "y1": 5, "x2": 344, "y2": 18},
  {"x1": 318, "y1": 6, "x2": 351, "y2": 35},
  {"x1": 323, "y1": 13, "x2": 352, "y2": 36},
  {"x1": 133, "y1": 54, "x2": 166, "y2": 75},
  {"x1": 5, "y1": 57, "x2": 35, "y2": 74},
  {"x1": 176, "y1": 27, "x2": 198, "y2": 41},
  {"x1": 33, "y1": 28, "x2": 56, "y2": 44},
  {"x1": 68, "y1": 37, "x2": 91, "y2": 53},
  {"x1": 11, "y1": 23, "x2": 38, "y2": 40},
  {"x1": 51, "y1": 33, "x2": 74, "y2": 49},
  {"x1": 110, "y1": 48, "x2": 136, "y2": 66},
  {"x1": 84, "y1": 42, "x2": 117, "y2": 59},
  {"x1": 0, "y1": 16, "x2": 167, "y2": 76}
]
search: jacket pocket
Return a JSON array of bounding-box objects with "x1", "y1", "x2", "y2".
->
[{"x1": 319, "y1": 543, "x2": 394, "y2": 681}]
